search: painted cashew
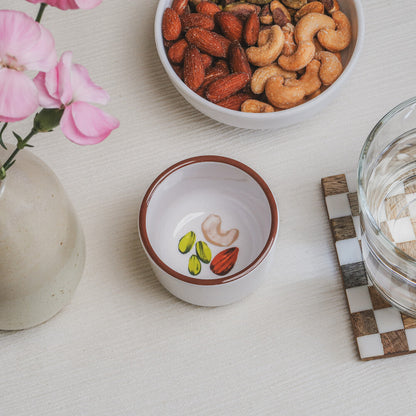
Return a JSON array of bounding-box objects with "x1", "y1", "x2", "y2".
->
[
  {"x1": 315, "y1": 51, "x2": 343, "y2": 86},
  {"x1": 265, "y1": 75, "x2": 306, "y2": 109},
  {"x1": 284, "y1": 59, "x2": 321, "y2": 96},
  {"x1": 201, "y1": 214, "x2": 239, "y2": 247},
  {"x1": 241, "y1": 99, "x2": 275, "y2": 113},
  {"x1": 281, "y1": 23, "x2": 296, "y2": 56},
  {"x1": 246, "y1": 25, "x2": 284, "y2": 67},
  {"x1": 317, "y1": 11, "x2": 352, "y2": 52},
  {"x1": 251, "y1": 63, "x2": 297, "y2": 94}
]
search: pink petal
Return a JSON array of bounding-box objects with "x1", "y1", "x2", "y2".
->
[
  {"x1": 74, "y1": 0, "x2": 102, "y2": 9},
  {"x1": 0, "y1": 68, "x2": 38, "y2": 122},
  {"x1": 71, "y1": 63, "x2": 109, "y2": 104},
  {"x1": 33, "y1": 72, "x2": 62, "y2": 108},
  {"x1": 57, "y1": 51, "x2": 73, "y2": 105},
  {"x1": 26, "y1": 0, "x2": 101, "y2": 9},
  {"x1": 60, "y1": 102, "x2": 119, "y2": 145},
  {"x1": 0, "y1": 11, "x2": 56, "y2": 72}
]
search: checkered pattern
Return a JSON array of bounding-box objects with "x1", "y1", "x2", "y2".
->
[{"x1": 322, "y1": 173, "x2": 416, "y2": 360}]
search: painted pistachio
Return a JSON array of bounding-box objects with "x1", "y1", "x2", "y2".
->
[
  {"x1": 188, "y1": 255, "x2": 202, "y2": 276},
  {"x1": 195, "y1": 241, "x2": 212, "y2": 264},
  {"x1": 210, "y1": 247, "x2": 239, "y2": 276},
  {"x1": 178, "y1": 231, "x2": 196, "y2": 254}
]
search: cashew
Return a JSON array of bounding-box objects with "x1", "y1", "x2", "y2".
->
[
  {"x1": 294, "y1": 13, "x2": 335, "y2": 43},
  {"x1": 251, "y1": 63, "x2": 297, "y2": 94},
  {"x1": 317, "y1": 11, "x2": 352, "y2": 52},
  {"x1": 277, "y1": 40, "x2": 315, "y2": 71},
  {"x1": 246, "y1": 25, "x2": 284, "y2": 67},
  {"x1": 313, "y1": 37, "x2": 324, "y2": 54},
  {"x1": 282, "y1": 23, "x2": 296, "y2": 56},
  {"x1": 307, "y1": 87, "x2": 322, "y2": 100},
  {"x1": 258, "y1": 28, "x2": 271, "y2": 47},
  {"x1": 201, "y1": 214, "x2": 239, "y2": 247},
  {"x1": 294, "y1": 1, "x2": 324, "y2": 22},
  {"x1": 284, "y1": 59, "x2": 321, "y2": 95},
  {"x1": 315, "y1": 51, "x2": 343, "y2": 86},
  {"x1": 241, "y1": 99, "x2": 275, "y2": 113},
  {"x1": 265, "y1": 75, "x2": 306, "y2": 109}
]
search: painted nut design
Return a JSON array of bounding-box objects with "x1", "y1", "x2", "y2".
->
[
  {"x1": 210, "y1": 247, "x2": 239, "y2": 276},
  {"x1": 195, "y1": 241, "x2": 212, "y2": 263},
  {"x1": 188, "y1": 254, "x2": 202, "y2": 276},
  {"x1": 178, "y1": 231, "x2": 196, "y2": 254},
  {"x1": 201, "y1": 214, "x2": 239, "y2": 247}
]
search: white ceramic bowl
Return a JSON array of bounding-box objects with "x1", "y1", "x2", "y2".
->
[
  {"x1": 154, "y1": 0, "x2": 365, "y2": 130},
  {"x1": 138, "y1": 156, "x2": 279, "y2": 306}
]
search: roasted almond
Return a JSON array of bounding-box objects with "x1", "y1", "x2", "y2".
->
[
  {"x1": 244, "y1": 12, "x2": 260, "y2": 46},
  {"x1": 229, "y1": 41, "x2": 251, "y2": 76},
  {"x1": 181, "y1": 13, "x2": 215, "y2": 31},
  {"x1": 216, "y1": 93, "x2": 251, "y2": 111},
  {"x1": 196, "y1": 1, "x2": 221, "y2": 17},
  {"x1": 186, "y1": 27, "x2": 231, "y2": 58},
  {"x1": 206, "y1": 72, "x2": 250, "y2": 103},
  {"x1": 215, "y1": 11, "x2": 244, "y2": 42},
  {"x1": 172, "y1": 0, "x2": 189, "y2": 16},
  {"x1": 183, "y1": 45, "x2": 205, "y2": 91},
  {"x1": 162, "y1": 8, "x2": 182, "y2": 41},
  {"x1": 167, "y1": 38, "x2": 188, "y2": 64},
  {"x1": 200, "y1": 53, "x2": 213, "y2": 69}
]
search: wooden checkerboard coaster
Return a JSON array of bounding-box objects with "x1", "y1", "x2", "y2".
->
[{"x1": 322, "y1": 173, "x2": 416, "y2": 360}]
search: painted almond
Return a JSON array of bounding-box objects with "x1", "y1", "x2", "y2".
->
[
  {"x1": 229, "y1": 41, "x2": 251, "y2": 76},
  {"x1": 215, "y1": 11, "x2": 244, "y2": 42},
  {"x1": 196, "y1": 241, "x2": 212, "y2": 264},
  {"x1": 244, "y1": 12, "x2": 260, "y2": 46},
  {"x1": 186, "y1": 28, "x2": 231, "y2": 58},
  {"x1": 162, "y1": 8, "x2": 182, "y2": 41},
  {"x1": 178, "y1": 231, "x2": 196, "y2": 254},
  {"x1": 205, "y1": 72, "x2": 250, "y2": 103},
  {"x1": 196, "y1": 1, "x2": 221, "y2": 17},
  {"x1": 183, "y1": 45, "x2": 205, "y2": 91},
  {"x1": 210, "y1": 247, "x2": 239, "y2": 276},
  {"x1": 216, "y1": 93, "x2": 251, "y2": 111},
  {"x1": 188, "y1": 255, "x2": 202, "y2": 276},
  {"x1": 172, "y1": 0, "x2": 189, "y2": 15},
  {"x1": 181, "y1": 13, "x2": 215, "y2": 31},
  {"x1": 167, "y1": 38, "x2": 188, "y2": 64}
]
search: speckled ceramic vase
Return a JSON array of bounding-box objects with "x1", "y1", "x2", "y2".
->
[{"x1": 0, "y1": 149, "x2": 86, "y2": 330}]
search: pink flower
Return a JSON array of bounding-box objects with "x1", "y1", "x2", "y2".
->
[
  {"x1": 26, "y1": 0, "x2": 102, "y2": 10},
  {"x1": 34, "y1": 51, "x2": 119, "y2": 145},
  {"x1": 0, "y1": 10, "x2": 56, "y2": 122}
]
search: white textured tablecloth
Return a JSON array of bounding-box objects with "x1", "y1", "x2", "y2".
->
[{"x1": 2, "y1": 1, "x2": 416, "y2": 414}]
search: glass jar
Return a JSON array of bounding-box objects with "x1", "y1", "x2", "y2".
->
[
  {"x1": 0, "y1": 149, "x2": 86, "y2": 330},
  {"x1": 358, "y1": 97, "x2": 416, "y2": 316}
]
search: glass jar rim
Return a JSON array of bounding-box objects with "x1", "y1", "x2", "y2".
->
[{"x1": 358, "y1": 96, "x2": 416, "y2": 266}]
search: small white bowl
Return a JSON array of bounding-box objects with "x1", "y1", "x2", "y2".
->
[
  {"x1": 138, "y1": 156, "x2": 279, "y2": 306},
  {"x1": 154, "y1": 0, "x2": 365, "y2": 130}
]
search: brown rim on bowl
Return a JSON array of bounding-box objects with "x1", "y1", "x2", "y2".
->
[{"x1": 139, "y1": 156, "x2": 279, "y2": 286}]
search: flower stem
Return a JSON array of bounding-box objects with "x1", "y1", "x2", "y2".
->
[
  {"x1": 0, "y1": 128, "x2": 38, "y2": 177},
  {"x1": 35, "y1": 3, "x2": 47, "y2": 23},
  {"x1": 0, "y1": 123, "x2": 8, "y2": 150}
]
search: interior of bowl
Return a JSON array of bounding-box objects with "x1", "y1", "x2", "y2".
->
[
  {"x1": 154, "y1": 0, "x2": 364, "y2": 120},
  {"x1": 141, "y1": 157, "x2": 278, "y2": 284}
]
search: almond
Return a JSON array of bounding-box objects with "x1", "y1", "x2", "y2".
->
[
  {"x1": 172, "y1": 0, "x2": 189, "y2": 16},
  {"x1": 206, "y1": 72, "x2": 250, "y2": 103},
  {"x1": 183, "y1": 45, "x2": 205, "y2": 91},
  {"x1": 172, "y1": 65, "x2": 184, "y2": 80},
  {"x1": 200, "y1": 53, "x2": 213, "y2": 69},
  {"x1": 244, "y1": 12, "x2": 260, "y2": 46},
  {"x1": 196, "y1": 1, "x2": 221, "y2": 17},
  {"x1": 229, "y1": 41, "x2": 251, "y2": 77},
  {"x1": 215, "y1": 11, "x2": 244, "y2": 42},
  {"x1": 224, "y1": 3, "x2": 261, "y2": 21},
  {"x1": 167, "y1": 38, "x2": 188, "y2": 64},
  {"x1": 216, "y1": 93, "x2": 251, "y2": 111},
  {"x1": 162, "y1": 8, "x2": 182, "y2": 41},
  {"x1": 181, "y1": 13, "x2": 215, "y2": 31},
  {"x1": 186, "y1": 27, "x2": 231, "y2": 58},
  {"x1": 196, "y1": 64, "x2": 230, "y2": 95},
  {"x1": 215, "y1": 59, "x2": 229, "y2": 72}
]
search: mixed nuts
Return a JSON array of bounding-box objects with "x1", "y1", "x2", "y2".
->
[{"x1": 162, "y1": 0, "x2": 352, "y2": 112}]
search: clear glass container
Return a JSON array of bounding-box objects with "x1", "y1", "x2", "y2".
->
[
  {"x1": 358, "y1": 97, "x2": 416, "y2": 316},
  {"x1": 0, "y1": 149, "x2": 86, "y2": 330}
]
